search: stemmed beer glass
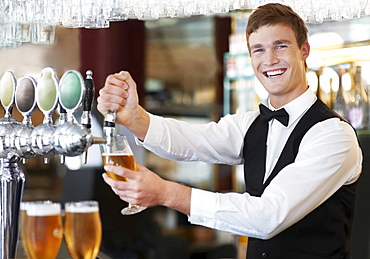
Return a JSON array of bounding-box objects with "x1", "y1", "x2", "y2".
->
[
  {"x1": 100, "y1": 134, "x2": 147, "y2": 215},
  {"x1": 64, "y1": 200, "x2": 102, "y2": 259}
]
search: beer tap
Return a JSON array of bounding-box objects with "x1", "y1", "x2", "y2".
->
[
  {"x1": 103, "y1": 110, "x2": 116, "y2": 153},
  {"x1": 0, "y1": 71, "x2": 24, "y2": 259},
  {"x1": 58, "y1": 103, "x2": 67, "y2": 164},
  {"x1": 102, "y1": 72, "x2": 121, "y2": 151},
  {"x1": 81, "y1": 70, "x2": 95, "y2": 164},
  {"x1": 82, "y1": 70, "x2": 94, "y2": 131},
  {"x1": 0, "y1": 68, "x2": 106, "y2": 258},
  {"x1": 11, "y1": 76, "x2": 38, "y2": 164},
  {"x1": 0, "y1": 71, "x2": 21, "y2": 158},
  {"x1": 30, "y1": 67, "x2": 59, "y2": 164},
  {"x1": 53, "y1": 70, "x2": 86, "y2": 157},
  {"x1": 53, "y1": 70, "x2": 105, "y2": 158},
  {"x1": 102, "y1": 72, "x2": 122, "y2": 141}
]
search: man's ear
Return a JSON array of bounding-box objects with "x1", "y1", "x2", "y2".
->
[{"x1": 301, "y1": 41, "x2": 310, "y2": 60}]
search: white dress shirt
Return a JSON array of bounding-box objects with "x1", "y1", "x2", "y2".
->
[{"x1": 138, "y1": 88, "x2": 362, "y2": 240}]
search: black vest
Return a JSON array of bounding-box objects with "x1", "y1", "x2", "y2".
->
[{"x1": 243, "y1": 99, "x2": 358, "y2": 259}]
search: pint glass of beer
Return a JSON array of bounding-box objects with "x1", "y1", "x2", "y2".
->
[
  {"x1": 64, "y1": 200, "x2": 102, "y2": 259},
  {"x1": 20, "y1": 201, "x2": 52, "y2": 257},
  {"x1": 19, "y1": 201, "x2": 30, "y2": 255},
  {"x1": 100, "y1": 134, "x2": 146, "y2": 215},
  {"x1": 23, "y1": 201, "x2": 63, "y2": 259},
  {"x1": 20, "y1": 201, "x2": 32, "y2": 257}
]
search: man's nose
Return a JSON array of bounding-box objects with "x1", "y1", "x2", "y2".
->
[{"x1": 264, "y1": 50, "x2": 279, "y2": 66}]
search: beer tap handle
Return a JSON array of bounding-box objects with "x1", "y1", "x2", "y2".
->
[
  {"x1": 31, "y1": 67, "x2": 59, "y2": 164},
  {"x1": 14, "y1": 76, "x2": 38, "y2": 163},
  {"x1": 102, "y1": 72, "x2": 122, "y2": 144},
  {"x1": 103, "y1": 110, "x2": 116, "y2": 145},
  {"x1": 58, "y1": 70, "x2": 85, "y2": 122},
  {"x1": 0, "y1": 71, "x2": 16, "y2": 119},
  {"x1": 58, "y1": 102, "x2": 67, "y2": 164},
  {"x1": 82, "y1": 70, "x2": 95, "y2": 129},
  {"x1": 104, "y1": 110, "x2": 116, "y2": 128},
  {"x1": 81, "y1": 70, "x2": 95, "y2": 164},
  {"x1": 0, "y1": 71, "x2": 22, "y2": 160}
]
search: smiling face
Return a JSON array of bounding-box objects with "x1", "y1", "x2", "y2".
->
[{"x1": 249, "y1": 23, "x2": 310, "y2": 108}]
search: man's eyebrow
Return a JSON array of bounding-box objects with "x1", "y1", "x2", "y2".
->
[
  {"x1": 274, "y1": 39, "x2": 291, "y2": 45},
  {"x1": 250, "y1": 39, "x2": 291, "y2": 50},
  {"x1": 250, "y1": 43, "x2": 262, "y2": 50}
]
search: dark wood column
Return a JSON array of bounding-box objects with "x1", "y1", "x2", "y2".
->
[
  {"x1": 214, "y1": 16, "x2": 233, "y2": 192},
  {"x1": 215, "y1": 16, "x2": 231, "y2": 116},
  {"x1": 79, "y1": 20, "x2": 146, "y2": 106}
]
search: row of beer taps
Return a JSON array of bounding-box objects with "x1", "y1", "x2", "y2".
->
[{"x1": 0, "y1": 67, "x2": 106, "y2": 166}]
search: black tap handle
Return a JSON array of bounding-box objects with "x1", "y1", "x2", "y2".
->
[
  {"x1": 59, "y1": 102, "x2": 66, "y2": 114},
  {"x1": 58, "y1": 100, "x2": 67, "y2": 124},
  {"x1": 84, "y1": 70, "x2": 95, "y2": 112},
  {"x1": 58, "y1": 101, "x2": 67, "y2": 164}
]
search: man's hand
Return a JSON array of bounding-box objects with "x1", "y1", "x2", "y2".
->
[
  {"x1": 97, "y1": 71, "x2": 149, "y2": 140},
  {"x1": 102, "y1": 163, "x2": 192, "y2": 215}
]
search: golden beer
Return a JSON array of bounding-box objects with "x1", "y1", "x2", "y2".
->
[
  {"x1": 101, "y1": 153, "x2": 137, "y2": 181},
  {"x1": 100, "y1": 134, "x2": 147, "y2": 215},
  {"x1": 20, "y1": 203, "x2": 31, "y2": 257},
  {"x1": 64, "y1": 201, "x2": 102, "y2": 259},
  {"x1": 25, "y1": 203, "x2": 63, "y2": 259}
]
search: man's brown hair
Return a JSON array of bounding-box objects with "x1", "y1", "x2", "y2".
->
[{"x1": 246, "y1": 3, "x2": 308, "y2": 50}]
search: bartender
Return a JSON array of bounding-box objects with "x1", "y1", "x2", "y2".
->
[{"x1": 97, "y1": 3, "x2": 362, "y2": 258}]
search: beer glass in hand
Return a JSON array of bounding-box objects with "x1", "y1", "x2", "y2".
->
[
  {"x1": 100, "y1": 134, "x2": 147, "y2": 215},
  {"x1": 64, "y1": 201, "x2": 102, "y2": 259},
  {"x1": 23, "y1": 201, "x2": 63, "y2": 259}
]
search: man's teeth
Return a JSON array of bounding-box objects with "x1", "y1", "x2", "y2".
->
[{"x1": 266, "y1": 70, "x2": 285, "y2": 77}]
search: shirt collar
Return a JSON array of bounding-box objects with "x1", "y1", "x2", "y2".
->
[{"x1": 268, "y1": 87, "x2": 317, "y2": 127}]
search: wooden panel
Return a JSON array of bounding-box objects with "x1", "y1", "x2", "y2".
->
[{"x1": 79, "y1": 20, "x2": 146, "y2": 105}]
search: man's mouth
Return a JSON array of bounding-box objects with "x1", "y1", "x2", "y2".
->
[{"x1": 263, "y1": 69, "x2": 286, "y2": 78}]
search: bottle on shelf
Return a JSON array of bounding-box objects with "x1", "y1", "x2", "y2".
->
[
  {"x1": 348, "y1": 65, "x2": 368, "y2": 130},
  {"x1": 332, "y1": 66, "x2": 349, "y2": 120},
  {"x1": 315, "y1": 68, "x2": 330, "y2": 107}
]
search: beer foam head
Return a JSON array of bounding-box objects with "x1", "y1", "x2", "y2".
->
[
  {"x1": 20, "y1": 202, "x2": 31, "y2": 211},
  {"x1": 101, "y1": 152, "x2": 131, "y2": 156},
  {"x1": 26, "y1": 203, "x2": 61, "y2": 216},
  {"x1": 65, "y1": 201, "x2": 99, "y2": 213},
  {"x1": 21, "y1": 200, "x2": 52, "y2": 210}
]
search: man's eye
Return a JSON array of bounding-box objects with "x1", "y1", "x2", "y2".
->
[
  {"x1": 276, "y1": 45, "x2": 287, "y2": 50},
  {"x1": 253, "y1": 49, "x2": 263, "y2": 53}
]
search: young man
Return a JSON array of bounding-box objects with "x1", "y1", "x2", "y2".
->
[{"x1": 97, "y1": 3, "x2": 362, "y2": 258}]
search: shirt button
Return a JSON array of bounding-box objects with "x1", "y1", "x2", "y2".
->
[{"x1": 262, "y1": 252, "x2": 268, "y2": 258}]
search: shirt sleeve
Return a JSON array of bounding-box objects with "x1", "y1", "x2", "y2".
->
[
  {"x1": 189, "y1": 118, "x2": 362, "y2": 240},
  {"x1": 136, "y1": 112, "x2": 257, "y2": 165}
]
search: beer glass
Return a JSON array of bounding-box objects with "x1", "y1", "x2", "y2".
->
[
  {"x1": 64, "y1": 200, "x2": 102, "y2": 259},
  {"x1": 23, "y1": 201, "x2": 63, "y2": 259},
  {"x1": 20, "y1": 201, "x2": 52, "y2": 257},
  {"x1": 20, "y1": 201, "x2": 32, "y2": 257},
  {"x1": 100, "y1": 134, "x2": 147, "y2": 215}
]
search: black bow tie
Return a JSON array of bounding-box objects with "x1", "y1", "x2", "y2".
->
[{"x1": 259, "y1": 104, "x2": 289, "y2": 127}]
